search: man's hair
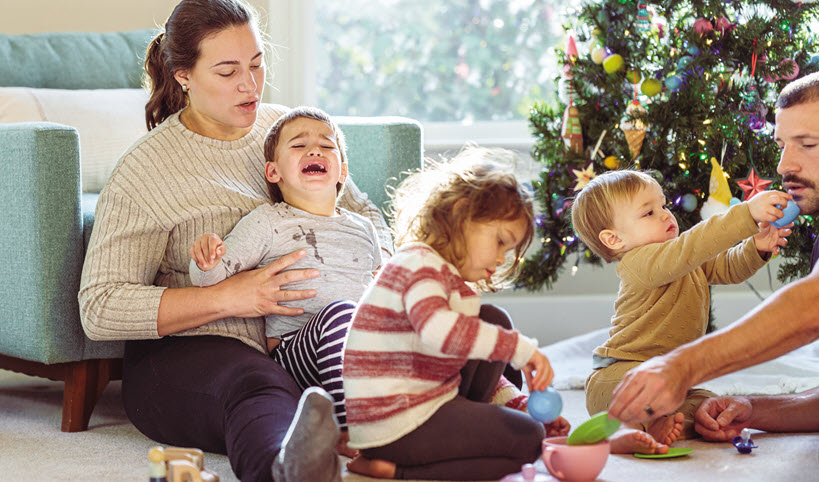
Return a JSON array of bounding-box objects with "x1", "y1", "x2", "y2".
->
[
  {"x1": 571, "y1": 170, "x2": 659, "y2": 262},
  {"x1": 776, "y1": 72, "x2": 819, "y2": 109},
  {"x1": 262, "y1": 106, "x2": 348, "y2": 203},
  {"x1": 390, "y1": 146, "x2": 535, "y2": 292}
]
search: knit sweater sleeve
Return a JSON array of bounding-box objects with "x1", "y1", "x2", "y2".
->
[
  {"x1": 702, "y1": 237, "x2": 767, "y2": 285},
  {"x1": 79, "y1": 189, "x2": 168, "y2": 340},
  {"x1": 403, "y1": 262, "x2": 537, "y2": 369},
  {"x1": 619, "y1": 203, "x2": 760, "y2": 290},
  {"x1": 339, "y1": 179, "x2": 393, "y2": 255}
]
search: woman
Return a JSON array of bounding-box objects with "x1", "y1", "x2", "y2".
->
[{"x1": 78, "y1": 1, "x2": 389, "y2": 481}]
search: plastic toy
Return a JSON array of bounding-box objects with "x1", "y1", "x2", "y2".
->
[
  {"x1": 772, "y1": 200, "x2": 800, "y2": 228},
  {"x1": 527, "y1": 386, "x2": 563, "y2": 423},
  {"x1": 148, "y1": 446, "x2": 220, "y2": 482},
  {"x1": 566, "y1": 411, "x2": 621, "y2": 446},
  {"x1": 499, "y1": 463, "x2": 555, "y2": 482},
  {"x1": 634, "y1": 447, "x2": 693, "y2": 459},
  {"x1": 732, "y1": 428, "x2": 758, "y2": 454}
]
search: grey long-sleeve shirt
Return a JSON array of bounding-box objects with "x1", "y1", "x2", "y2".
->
[{"x1": 190, "y1": 202, "x2": 381, "y2": 338}]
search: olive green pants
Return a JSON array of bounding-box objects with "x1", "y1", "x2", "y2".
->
[{"x1": 585, "y1": 360, "x2": 715, "y2": 440}]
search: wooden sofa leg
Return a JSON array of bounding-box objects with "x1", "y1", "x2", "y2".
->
[{"x1": 62, "y1": 359, "x2": 111, "y2": 432}]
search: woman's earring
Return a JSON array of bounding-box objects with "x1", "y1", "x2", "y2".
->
[{"x1": 182, "y1": 84, "x2": 189, "y2": 93}]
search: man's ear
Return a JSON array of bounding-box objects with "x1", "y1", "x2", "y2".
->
[
  {"x1": 264, "y1": 161, "x2": 281, "y2": 183},
  {"x1": 599, "y1": 229, "x2": 624, "y2": 251}
]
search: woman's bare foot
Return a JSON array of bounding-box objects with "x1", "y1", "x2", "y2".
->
[
  {"x1": 609, "y1": 428, "x2": 670, "y2": 455},
  {"x1": 647, "y1": 412, "x2": 685, "y2": 445},
  {"x1": 336, "y1": 430, "x2": 359, "y2": 459},
  {"x1": 346, "y1": 455, "x2": 396, "y2": 479}
]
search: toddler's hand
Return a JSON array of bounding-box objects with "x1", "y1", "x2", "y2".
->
[
  {"x1": 746, "y1": 190, "x2": 792, "y2": 225},
  {"x1": 753, "y1": 221, "x2": 791, "y2": 256},
  {"x1": 190, "y1": 233, "x2": 226, "y2": 271},
  {"x1": 544, "y1": 416, "x2": 571, "y2": 437},
  {"x1": 522, "y1": 350, "x2": 554, "y2": 393}
]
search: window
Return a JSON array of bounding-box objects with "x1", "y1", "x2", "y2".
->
[{"x1": 266, "y1": 0, "x2": 572, "y2": 148}]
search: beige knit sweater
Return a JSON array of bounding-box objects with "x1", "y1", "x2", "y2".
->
[
  {"x1": 594, "y1": 203, "x2": 767, "y2": 362},
  {"x1": 79, "y1": 104, "x2": 392, "y2": 353}
]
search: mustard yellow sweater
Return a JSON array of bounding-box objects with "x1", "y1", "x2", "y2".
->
[{"x1": 594, "y1": 203, "x2": 767, "y2": 362}]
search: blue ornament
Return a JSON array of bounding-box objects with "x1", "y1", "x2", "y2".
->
[
  {"x1": 677, "y1": 56, "x2": 693, "y2": 70},
  {"x1": 688, "y1": 45, "x2": 701, "y2": 56},
  {"x1": 772, "y1": 200, "x2": 800, "y2": 228},
  {"x1": 666, "y1": 75, "x2": 683, "y2": 91},
  {"x1": 681, "y1": 193, "x2": 698, "y2": 212},
  {"x1": 810, "y1": 53, "x2": 819, "y2": 68},
  {"x1": 528, "y1": 386, "x2": 563, "y2": 423}
]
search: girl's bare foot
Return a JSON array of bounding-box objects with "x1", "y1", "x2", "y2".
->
[
  {"x1": 336, "y1": 430, "x2": 359, "y2": 459},
  {"x1": 609, "y1": 428, "x2": 670, "y2": 455},
  {"x1": 346, "y1": 455, "x2": 396, "y2": 479},
  {"x1": 647, "y1": 412, "x2": 684, "y2": 445}
]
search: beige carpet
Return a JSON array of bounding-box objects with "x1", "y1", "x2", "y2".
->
[{"x1": 1, "y1": 369, "x2": 817, "y2": 481}]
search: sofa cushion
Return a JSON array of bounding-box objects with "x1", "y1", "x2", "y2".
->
[{"x1": 0, "y1": 87, "x2": 149, "y2": 193}]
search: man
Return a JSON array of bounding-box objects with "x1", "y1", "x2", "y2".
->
[{"x1": 607, "y1": 72, "x2": 819, "y2": 438}]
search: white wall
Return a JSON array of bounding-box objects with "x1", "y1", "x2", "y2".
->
[{"x1": 4, "y1": 1, "x2": 789, "y2": 346}]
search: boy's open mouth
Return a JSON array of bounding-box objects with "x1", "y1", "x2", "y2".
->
[{"x1": 302, "y1": 163, "x2": 327, "y2": 173}]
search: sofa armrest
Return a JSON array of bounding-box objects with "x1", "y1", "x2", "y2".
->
[
  {"x1": 0, "y1": 122, "x2": 121, "y2": 363},
  {"x1": 337, "y1": 116, "x2": 423, "y2": 212}
]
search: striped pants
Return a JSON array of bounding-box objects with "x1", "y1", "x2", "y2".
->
[{"x1": 270, "y1": 300, "x2": 355, "y2": 428}]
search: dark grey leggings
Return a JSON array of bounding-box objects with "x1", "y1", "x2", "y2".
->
[{"x1": 360, "y1": 305, "x2": 545, "y2": 480}]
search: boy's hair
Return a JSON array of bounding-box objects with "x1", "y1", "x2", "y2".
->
[
  {"x1": 776, "y1": 72, "x2": 819, "y2": 109},
  {"x1": 391, "y1": 146, "x2": 535, "y2": 292},
  {"x1": 571, "y1": 170, "x2": 659, "y2": 263},
  {"x1": 262, "y1": 106, "x2": 348, "y2": 203}
]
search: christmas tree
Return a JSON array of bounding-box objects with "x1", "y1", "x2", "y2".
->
[{"x1": 519, "y1": 0, "x2": 819, "y2": 293}]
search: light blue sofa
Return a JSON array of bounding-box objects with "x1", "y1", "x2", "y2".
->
[{"x1": 0, "y1": 30, "x2": 422, "y2": 431}]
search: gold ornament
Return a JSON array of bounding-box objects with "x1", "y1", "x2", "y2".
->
[
  {"x1": 604, "y1": 156, "x2": 621, "y2": 169},
  {"x1": 572, "y1": 164, "x2": 597, "y2": 191}
]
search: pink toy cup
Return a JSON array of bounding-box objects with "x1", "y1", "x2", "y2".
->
[{"x1": 541, "y1": 436, "x2": 609, "y2": 481}]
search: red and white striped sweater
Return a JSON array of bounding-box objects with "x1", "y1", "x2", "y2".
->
[{"x1": 343, "y1": 242, "x2": 538, "y2": 449}]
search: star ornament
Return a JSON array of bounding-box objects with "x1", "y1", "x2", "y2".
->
[
  {"x1": 572, "y1": 164, "x2": 597, "y2": 191},
  {"x1": 737, "y1": 167, "x2": 774, "y2": 201}
]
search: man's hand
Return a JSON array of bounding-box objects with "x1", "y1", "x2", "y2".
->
[
  {"x1": 190, "y1": 233, "x2": 226, "y2": 271},
  {"x1": 695, "y1": 396, "x2": 753, "y2": 441},
  {"x1": 608, "y1": 355, "x2": 689, "y2": 425}
]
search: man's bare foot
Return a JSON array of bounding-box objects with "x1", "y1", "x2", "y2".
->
[
  {"x1": 346, "y1": 455, "x2": 396, "y2": 479},
  {"x1": 336, "y1": 430, "x2": 359, "y2": 459},
  {"x1": 609, "y1": 428, "x2": 670, "y2": 455},
  {"x1": 647, "y1": 412, "x2": 684, "y2": 445}
]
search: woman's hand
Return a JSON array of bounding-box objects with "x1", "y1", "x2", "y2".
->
[
  {"x1": 190, "y1": 233, "x2": 226, "y2": 271},
  {"x1": 215, "y1": 249, "x2": 320, "y2": 319}
]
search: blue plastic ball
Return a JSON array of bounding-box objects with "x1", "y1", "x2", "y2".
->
[
  {"x1": 772, "y1": 200, "x2": 800, "y2": 228},
  {"x1": 528, "y1": 387, "x2": 563, "y2": 423},
  {"x1": 729, "y1": 197, "x2": 742, "y2": 206}
]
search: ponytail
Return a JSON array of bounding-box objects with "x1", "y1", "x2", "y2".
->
[{"x1": 144, "y1": 32, "x2": 188, "y2": 131}]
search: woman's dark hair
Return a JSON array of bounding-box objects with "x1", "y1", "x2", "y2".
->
[{"x1": 143, "y1": 0, "x2": 258, "y2": 130}]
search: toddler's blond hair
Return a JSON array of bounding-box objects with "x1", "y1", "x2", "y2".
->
[{"x1": 571, "y1": 170, "x2": 659, "y2": 262}]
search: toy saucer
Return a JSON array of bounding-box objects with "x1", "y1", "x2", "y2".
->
[
  {"x1": 566, "y1": 411, "x2": 621, "y2": 446},
  {"x1": 634, "y1": 447, "x2": 693, "y2": 459}
]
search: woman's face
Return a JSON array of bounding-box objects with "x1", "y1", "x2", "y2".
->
[{"x1": 174, "y1": 23, "x2": 266, "y2": 141}]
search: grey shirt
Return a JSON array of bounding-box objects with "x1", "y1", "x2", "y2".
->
[{"x1": 190, "y1": 202, "x2": 381, "y2": 338}]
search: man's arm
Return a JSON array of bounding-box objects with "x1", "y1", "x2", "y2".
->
[{"x1": 609, "y1": 263, "x2": 819, "y2": 425}]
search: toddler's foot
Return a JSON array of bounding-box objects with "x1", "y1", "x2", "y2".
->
[
  {"x1": 647, "y1": 412, "x2": 684, "y2": 445},
  {"x1": 347, "y1": 455, "x2": 396, "y2": 479},
  {"x1": 609, "y1": 428, "x2": 669, "y2": 455},
  {"x1": 271, "y1": 387, "x2": 341, "y2": 482}
]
